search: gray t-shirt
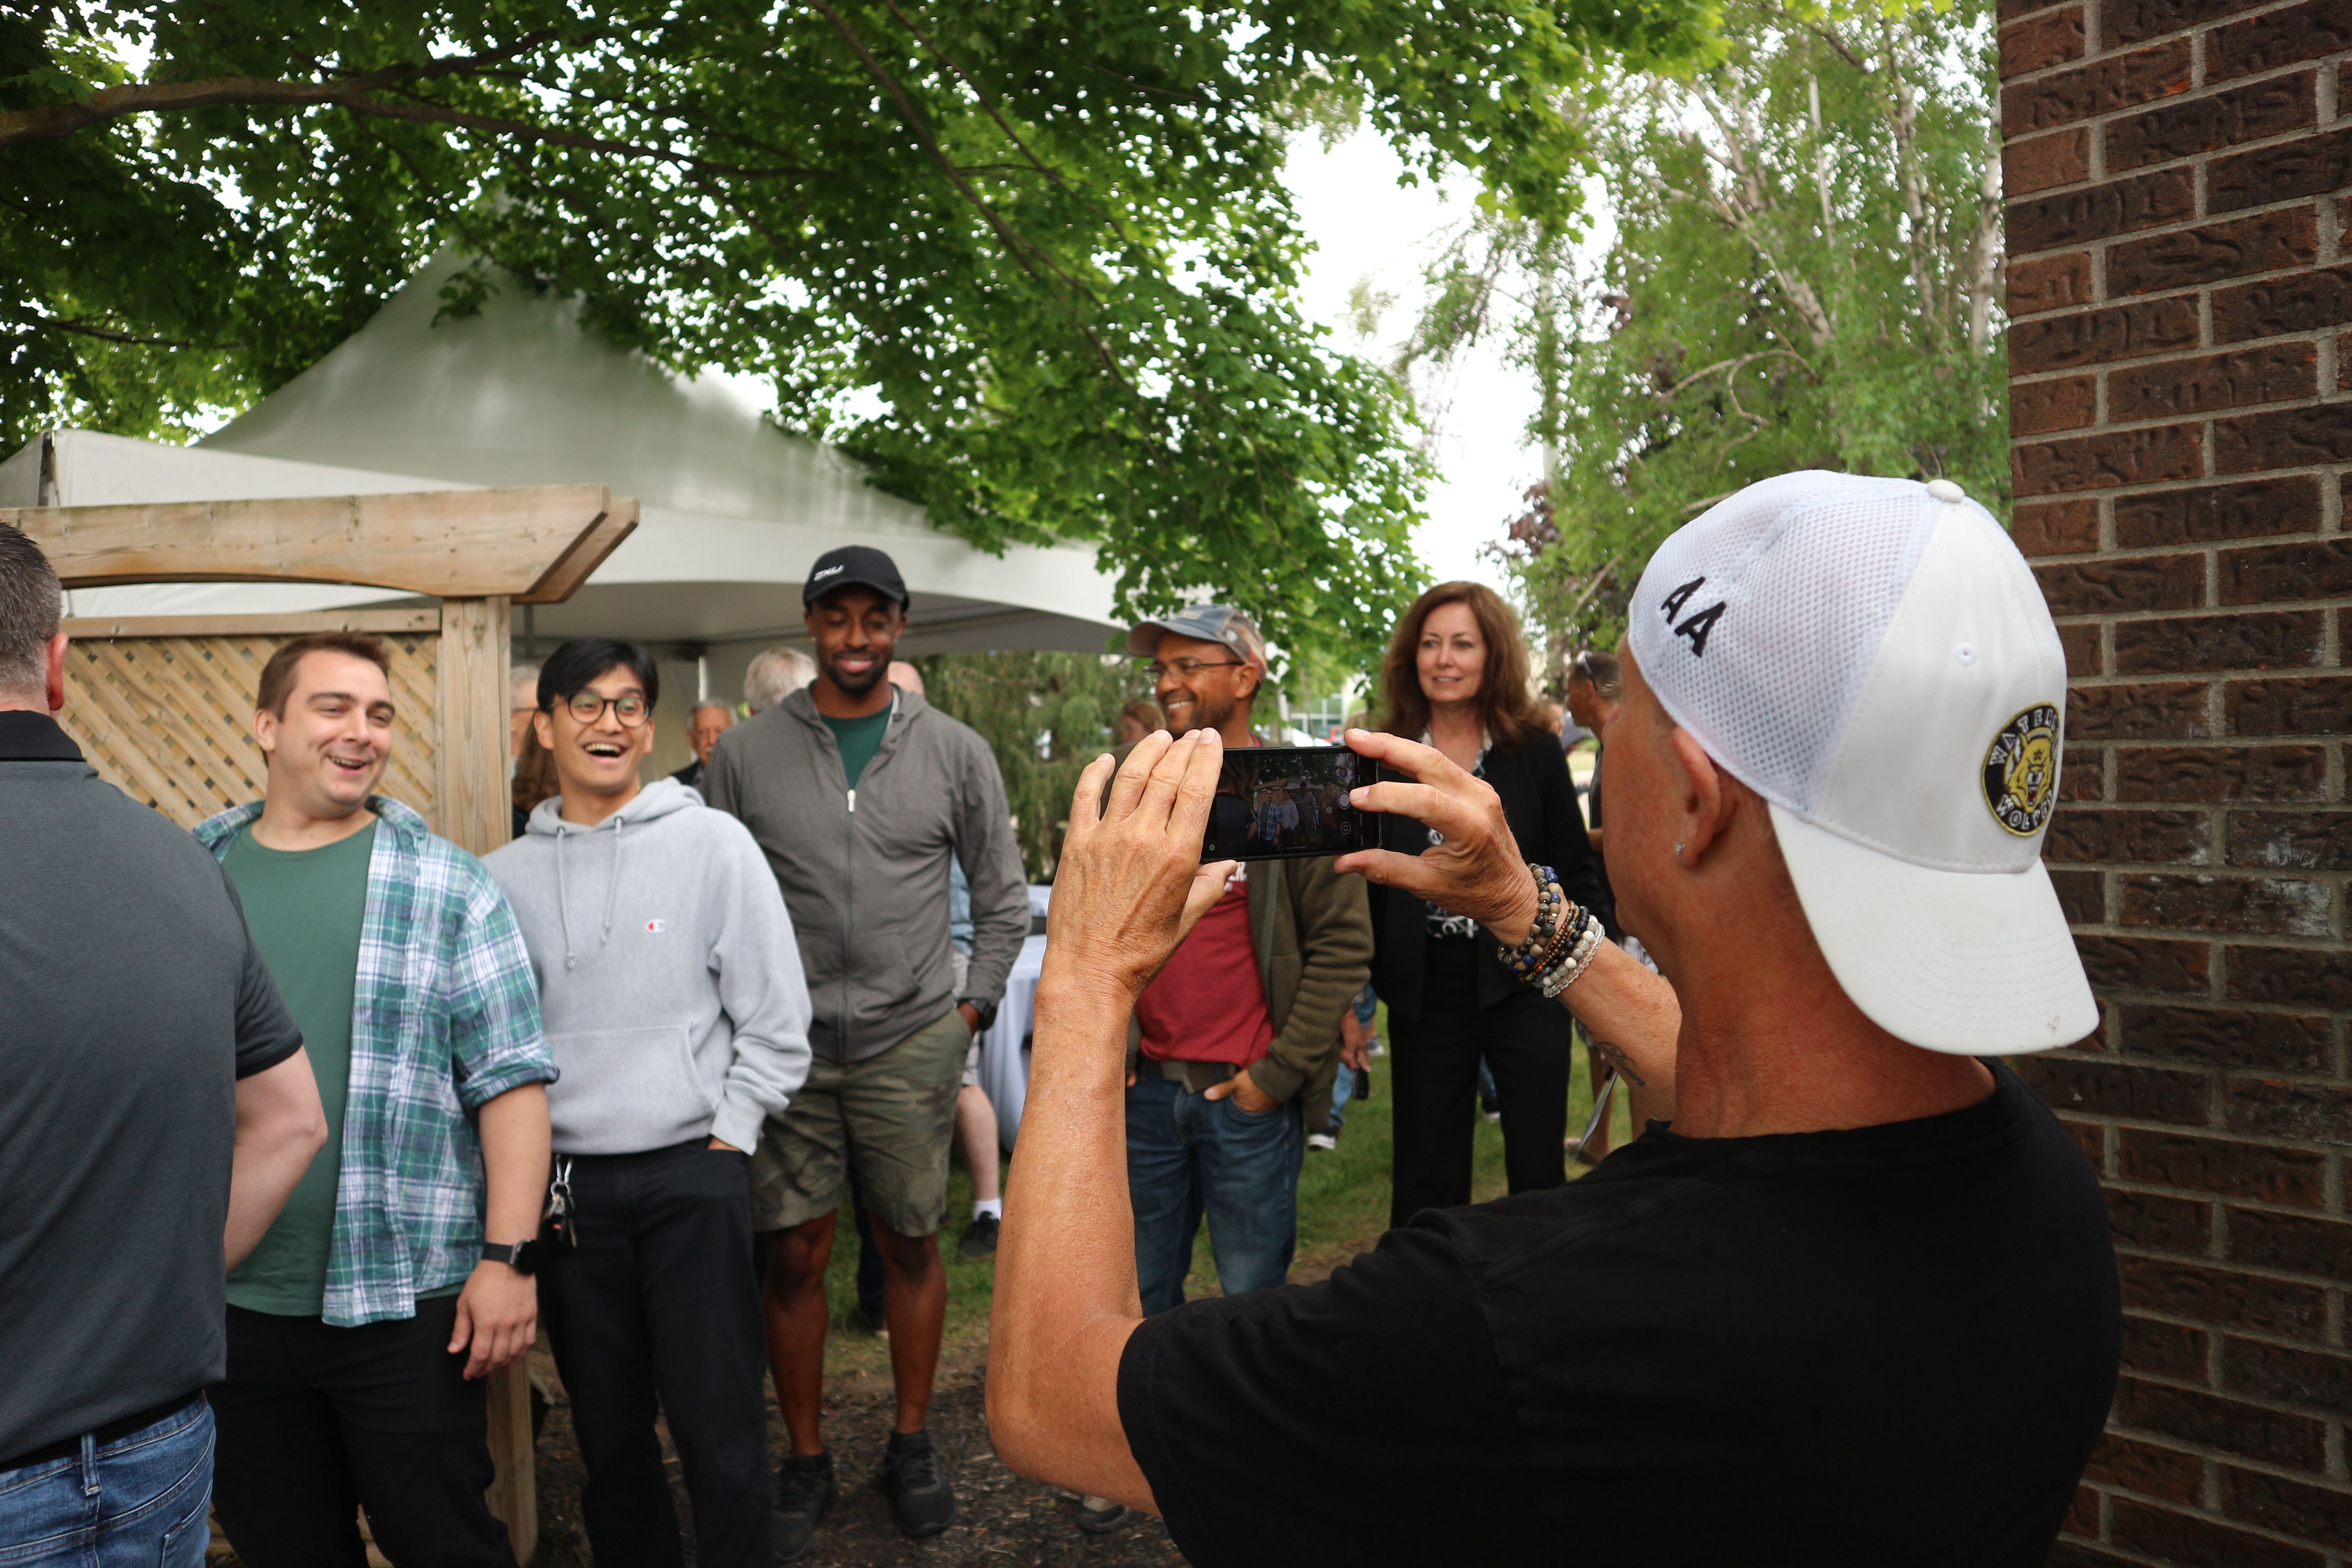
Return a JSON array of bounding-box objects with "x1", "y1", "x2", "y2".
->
[{"x1": 0, "y1": 713, "x2": 303, "y2": 1460}]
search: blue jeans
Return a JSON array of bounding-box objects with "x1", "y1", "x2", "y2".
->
[
  {"x1": 0, "y1": 1398, "x2": 213, "y2": 1566},
  {"x1": 1126, "y1": 1071, "x2": 1302, "y2": 1316}
]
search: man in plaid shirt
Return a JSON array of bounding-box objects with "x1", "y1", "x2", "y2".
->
[{"x1": 194, "y1": 632, "x2": 557, "y2": 1568}]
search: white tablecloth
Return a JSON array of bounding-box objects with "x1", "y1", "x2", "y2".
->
[{"x1": 977, "y1": 932, "x2": 1046, "y2": 1152}]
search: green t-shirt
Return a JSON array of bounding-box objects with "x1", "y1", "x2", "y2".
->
[
  {"x1": 220, "y1": 819, "x2": 375, "y2": 1317},
  {"x1": 823, "y1": 706, "x2": 893, "y2": 789}
]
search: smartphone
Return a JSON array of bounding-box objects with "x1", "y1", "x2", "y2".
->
[{"x1": 1201, "y1": 745, "x2": 1375, "y2": 862}]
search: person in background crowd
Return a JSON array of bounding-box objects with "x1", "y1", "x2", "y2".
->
[
  {"x1": 704, "y1": 547, "x2": 1028, "y2": 1557},
  {"x1": 743, "y1": 645, "x2": 818, "y2": 714},
  {"x1": 195, "y1": 632, "x2": 556, "y2": 1568},
  {"x1": 1117, "y1": 696, "x2": 1165, "y2": 744},
  {"x1": 513, "y1": 724, "x2": 559, "y2": 839},
  {"x1": 673, "y1": 700, "x2": 735, "y2": 790},
  {"x1": 511, "y1": 663, "x2": 545, "y2": 837},
  {"x1": 488, "y1": 637, "x2": 812, "y2": 1568},
  {"x1": 1304, "y1": 984, "x2": 1379, "y2": 1154},
  {"x1": 0, "y1": 530, "x2": 326, "y2": 1565},
  {"x1": 510, "y1": 663, "x2": 542, "y2": 760},
  {"x1": 988, "y1": 472, "x2": 2117, "y2": 1565},
  {"x1": 1370, "y1": 583, "x2": 1608, "y2": 1230},
  {"x1": 1564, "y1": 648, "x2": 1629, "y2": 1161}
]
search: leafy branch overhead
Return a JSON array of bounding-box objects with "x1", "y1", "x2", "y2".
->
[{"x1": 3, "y1": 0, "x2": 1719, "y2": 662}]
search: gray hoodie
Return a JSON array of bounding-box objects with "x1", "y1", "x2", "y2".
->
[
  {"x1": 703, "y1": 686, "x2": 1028, "y2": 1063},
  {"x1": 484, "y1": 778, "x2": 813, "y2": 1155}
]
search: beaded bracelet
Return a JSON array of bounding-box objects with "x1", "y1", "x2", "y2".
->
[
  {"x1": 1495, "y1": 863, "x2": 1568, "y2": 979},
  {"x1": 1538, "y1": 911, "x2": 1605, "y2": 997}
]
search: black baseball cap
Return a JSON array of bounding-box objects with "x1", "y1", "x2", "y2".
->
[{"x1": 803, "y1": 545, "x2": 910, "y2": 611}]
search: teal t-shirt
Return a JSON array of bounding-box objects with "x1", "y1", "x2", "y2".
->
[
  {"x1": 823, "y1": 706, "x2": 893, "y2": 789},
  {"x1": 220, "y1": 820, "x2": 375, "y2": 1317}
]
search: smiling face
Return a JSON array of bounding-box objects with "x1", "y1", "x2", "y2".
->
[
  {"x1": 1416, "y1": 600, "x2": 1487, "y2": 712},
  {"x1": 536, "y1": 662, "x2": 655, "y2": 818},
  {"x1": 254, "y1": 650, "x2": 395, "y2": 820},
  {"x1": 806, "y1": 586, "x2": 904, "y2": 705},
  {"x1": 1152, "y1": 630, "x2": 1258, "y2": 740}
]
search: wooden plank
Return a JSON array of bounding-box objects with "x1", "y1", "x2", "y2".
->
[
  {"x1": 433, "y1": 597, "x2": 512, "y2": 856},
  {"x1": 515, "y1": 496, "x2": 637, "y2": 605},
  {"x1": 485, "y1": 1362, "x2": 538, "y2": 1565},
  {"x1": 63, "y1": 608, "x2": 440, "y2": 638},
  {"x1": 5, "y1": 485, "x2": 611, "y2": 598}
]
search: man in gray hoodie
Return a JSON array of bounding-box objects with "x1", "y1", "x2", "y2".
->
[
  {"x1": 485, "y1": 637, "x2": 812, "y2": 1568},
  {"x1": 704, "y1": 546, "x2": 1028, "y2": 1556}
]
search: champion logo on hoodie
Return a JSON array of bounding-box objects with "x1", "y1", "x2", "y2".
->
[{"x1": 644, "y1": 919, "x2": 667, "y2": 934}]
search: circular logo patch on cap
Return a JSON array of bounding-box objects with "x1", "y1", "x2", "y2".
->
[{"x1": 1982, "y1": 704, "x2": 2060, "y2": 837}]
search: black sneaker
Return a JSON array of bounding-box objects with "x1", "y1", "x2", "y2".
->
[
  {"x1": 774, "y1": 1450, "x2": 835, "y2": 1563},
  {"x1": 1076, "y1": 1494, "x2": 1134, "y2": 1535},
  {"x1": 879, "y1": 1429, "x2": 957, "y2": 1538},
  {"x1": 956, "y1": 1211, "x2": 1000, "y2": 1259}
]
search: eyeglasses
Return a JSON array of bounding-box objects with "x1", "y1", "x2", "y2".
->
[
  {"x1": 1144, "y1": 658, "x2": 1247, "y2": 681},
  {"x1": 554, "y1": 691, "x2": 651, "y2": 727}
]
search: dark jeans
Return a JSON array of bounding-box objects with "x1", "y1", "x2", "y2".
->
[
  {"x1": 1389, "y1": 936, "x2": 1573, "y2": 1229},
  {"x1": 211, "y1": 1296, "x2": 514, "y2": 1568},
  {"x1": 1126, "y1": 1068, "x2": 1303, "y2": 1316},
  {"x1": 540, "y1": 1142, "x2": 770, "y2": 1568},
  {"x1": 0, "y1": 1396, "x2": 213, "y2": 1566}
]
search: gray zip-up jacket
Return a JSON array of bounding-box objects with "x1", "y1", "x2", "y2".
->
[{"x1": 703, "y1": 686, "x2": 1029, "y2": 1064}]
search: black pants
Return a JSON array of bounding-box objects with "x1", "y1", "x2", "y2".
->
[
  {"x1": 211, "y1": 1296, "x2": 515, "y2": 1568},
  {"x1": 1389, "y1": 936, "x2": 1574, "y2": 1229},
  {"x1": 540, "y1": 1141, "x2": 771, "y2": 1568}
]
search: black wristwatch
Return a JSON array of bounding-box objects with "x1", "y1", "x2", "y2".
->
[
  {"x1": 481, "y1": 1238, "x2": 541, "y2": 1274},
  {"x1": 963, "y1": 998, "x2": 998, "y2": 1033}
]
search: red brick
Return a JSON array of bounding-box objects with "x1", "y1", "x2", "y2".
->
[
  {"x1": 2120, "y1": 1122, "x2": 2330, "y2": 1196},
  {"x1": 2109, "y1": 1184, "x2": 2215, "y2": 1250},
  {"x1": 2121, "y1": 1256, "x2": 2331, "y2": 1339},
  {"x1": 2003, "y1": 40, "x2": 2192, "y2": 134},
  {"x1": 2222, "y1": 1467, "x2": 2352, "y2": 1552},
  {"x1": 1999, "y1": 0, "x2": 2060, "y2": 19},
  {"x1": 2227, "y1": 675, "x2": 2352, "y2": 735},
  {"x1": 2121, "y1": 1313, "x2": 2211, "y2": 1381},
  {"x1": 2037, "y1": 554, "x2": 2204, "y2": 615},
  {"x1": 2086, "y1": 1431, "x2": 2207, "y2": 1504},
  {"x1": 2114, "y1": 346, "x2": 2316, "y2": 426},
  {"x1": 2214, "y1": 405, "x2": 2352, "y2": 475},
  {"x1": 2060, "y1": 1113, "x2": 2108, "y2": 1165},
  {"x1": 2048, "y1": 806, "x2": 2211, "y2": 863},
  {"x1": 2223, "y1": 1339, "x2": 2352, "y2": 1414},
  {"x1": 2211, "y1": 125, "x2": 2352, "y2": 214},
  {"x1": 2007, "y1": 127, "x2": 2092, "y2": 195},
  {"x1": 2072, "y1": 682, "x2": 2212, "y2": 740},
  {"x1": 2225, "y1": 539, "x2": 2352, "y2": 603},
  {"x1": 2221, "y1": 1070, "x2": 2352, "y2": 1140},
  {"x1": 2008, "y1": 169, "x2": 2197, "y2": 253},
  {"x1": 2012, "y1": 297, "x2": 2199, "y2": 373},
  {"x1": 2107, "y1": 71, "x2": 2318, "y2": 172},
  {"x1": 2016, "y1": 424, "x2": 2204, "y2": 495},
  {"x1": 2108, "y1": 210, "x2": 2320, "y2": 297},
  {"x1": 2018, "y1": 1053, "x2": 2213, "y2": 1122},
  {"x1": 2228, "y1": 1207, "x2": 2352, "y2": 1283},
  {"x1": 2000, "y1": 6, "x2": 2085, "y2": 77},
  {"x1": 2230, "y1": 808, "x2": 2352, "y2": 869},
  {"x1": 2079, "y1": 934, "x2": 2213, "y2": 993},
  {"x1": 2112, "y1": 1497, "x2": 2325, "y2": 1567},
  {"x1": 2114, "y1": 612, "x2": 2321, "y2": 675},
  {"x1": 2117, "y1": 744, "x2": 2327, "y2": 803},
  {"x1": 2116, "y1": 1377, "x2": 2328, "y2": 1469},
  {"x1": 2017, "y1": 496, "x2": 2102, "y2": 554},
  {"x1": 2116, "y1": 476, "x2": 2323, "y2": 546},
  {"x1": 2014, "y1": 373, "x2": 2100, "y2": 435},
  {"x1": 2061, "y1": 624, "x2": 2105, "y2": 679},
  {"x1": 2047, "y1": 1539, "x2": 2134, "y2": 1568},
  {"x1": 2105, "y1": 0, "x2": 2272, "y2": 47},
  {"x1": 2208, "y1": 0, "x2": 2352, "y2": 84},
  {"x1": 2009, "y1": 251, "x2": 2095, "y2": 316},
  {"x1": 2212, "y1": 260, "x2": 2352, "y2": 343},
  {"x1": 2053, "y1": 865, "x2": 2106, "y2": 921},
  {"x1": 2121, "y1": 872, "x2": 2329, "y2": 934}
]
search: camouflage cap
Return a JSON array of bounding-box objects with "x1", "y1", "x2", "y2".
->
[{"x1": 1126, "y1": 603, "x2": 1266, "y2": 669}]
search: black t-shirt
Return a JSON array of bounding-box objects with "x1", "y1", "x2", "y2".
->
[
  {"x1": 1119, "y1": 1068, "x2": 2118, "y2": 1568},
  {"x1": 0, "y1": 713, "x2": 303, "y2": 1459}
]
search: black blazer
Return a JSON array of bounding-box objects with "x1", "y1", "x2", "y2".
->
[{"x1": 1367, "y1": 737, "x2": 1611, "y2": 1023}]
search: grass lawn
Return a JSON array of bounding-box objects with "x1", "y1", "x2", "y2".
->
[{"x1": 816, "y1": 1012, "x2": 1633, "y2": 1377}]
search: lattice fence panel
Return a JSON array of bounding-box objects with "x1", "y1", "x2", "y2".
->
[{"x1": 60, "y1": 633, "x2": 440, "y2": 831}]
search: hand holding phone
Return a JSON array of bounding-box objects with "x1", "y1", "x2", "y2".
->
[{"x1": 1201, "y1": 745, "x2": 1376, "y2": 862}]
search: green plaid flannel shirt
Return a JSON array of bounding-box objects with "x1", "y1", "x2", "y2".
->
[{"x1": 197, "y1": 795, "x2": 556, "y2": 1327}]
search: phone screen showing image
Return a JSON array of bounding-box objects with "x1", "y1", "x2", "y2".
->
[{"x1": 1202, "y1": 745, "x2": 1372, "y2": 862}]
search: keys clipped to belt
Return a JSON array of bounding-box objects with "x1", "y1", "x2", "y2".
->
[{"x1": 542, "y1": 1156, "x2": 580, "y2": 1255}]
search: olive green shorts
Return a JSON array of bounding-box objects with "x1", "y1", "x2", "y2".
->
[{"x1": 747, "y1": 1008, "x2": 970, "y2": 1238}]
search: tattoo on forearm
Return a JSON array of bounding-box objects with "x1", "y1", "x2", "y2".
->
[{"x1": 1594, "y1": 1040, "x2": 1647, "y2": 1089}]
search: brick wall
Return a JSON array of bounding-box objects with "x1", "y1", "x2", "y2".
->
[{"x1": 2001, "y1": 0, "x2": 2352, "y2": 1559}]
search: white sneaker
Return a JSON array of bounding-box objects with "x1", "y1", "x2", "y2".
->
[{"x1": 1306, "y1": 1130, "x2": 1338, "y2": 1152}]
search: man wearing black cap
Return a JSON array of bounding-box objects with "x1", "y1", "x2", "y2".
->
[{"x1": 702, "y1": 546, "x2": 1028, "y2": 1559}]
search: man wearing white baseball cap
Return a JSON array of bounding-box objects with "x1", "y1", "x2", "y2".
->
[{"x1": 987, "y1": 471, "x2": 2121, "y2": 1566}]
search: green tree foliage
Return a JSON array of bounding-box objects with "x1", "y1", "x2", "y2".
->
[
  {"x1": 1387, "y1": 0, "x2": 2002, "y2": 658},
  {"x1": 3, "y1": 0, "x2": 1720, "y2": 662}
]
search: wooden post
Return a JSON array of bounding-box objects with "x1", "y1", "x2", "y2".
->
[{"x1": 434, "y1": 595, "x2": 535, "y2": 1563}]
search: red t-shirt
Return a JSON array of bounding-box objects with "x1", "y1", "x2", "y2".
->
[{"x1": 1135, "y1": 867, "x2": 1273, "y2": 1065}]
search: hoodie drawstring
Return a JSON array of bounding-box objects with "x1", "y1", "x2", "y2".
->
[
  {"x1": 556, "y1": 823, "x2": 578, "y2": 970},
  {"x1": 602, "y1": 815, "x2": 624, "y2": 952},
  {"x1": 547, "y1": 802, "x2": 630, "y2": 970}
]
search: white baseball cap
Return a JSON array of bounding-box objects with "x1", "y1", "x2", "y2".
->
[{"x1": 1625, "y1": 470, "x2": 2096, "y2": 1056}]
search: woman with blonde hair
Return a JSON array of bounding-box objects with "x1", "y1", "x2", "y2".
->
[{"x1": 1370, "y1": 583, "x2": 1610, "y2": 1225}]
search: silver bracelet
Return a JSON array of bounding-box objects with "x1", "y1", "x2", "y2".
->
[{"x1": 1538, "y1": 914, "x2": 1605, "y2": 998}]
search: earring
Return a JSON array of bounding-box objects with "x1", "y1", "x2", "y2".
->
[{"x1": 1673, "y1": 842, "x2": 1685, "y2": 857}]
